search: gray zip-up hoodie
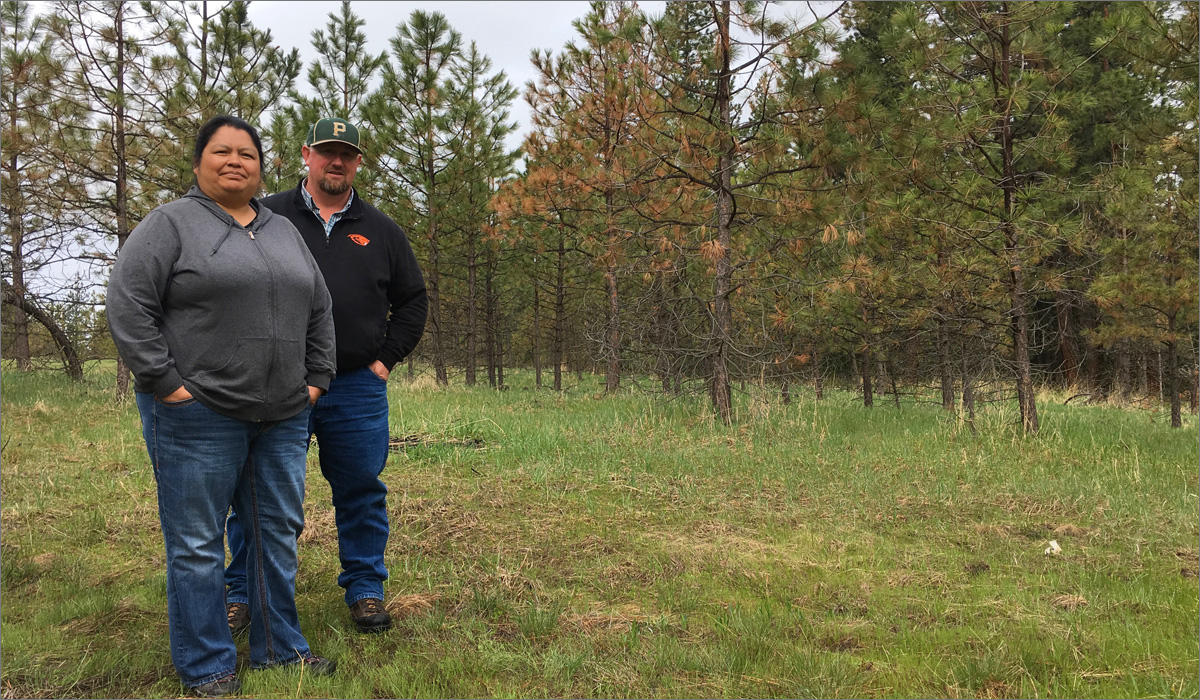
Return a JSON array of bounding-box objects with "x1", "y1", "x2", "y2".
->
[{"x1": 107, "y1": 186, "x2": 335, "y2": 422}]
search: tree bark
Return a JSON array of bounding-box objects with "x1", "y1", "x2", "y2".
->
[
  {"x1": 1167, "y1": 313, "x2": 1181, "y2": 428},
  {"x1": 114, "y1": 8, "x2": 132, "y2": 399},
  {"x1": 997, "y1": 5, "x2": 1038, "y2": 433},
  {"x1": 709, "y1": 0, "x2": 734, "y2": 424},
  {"x1": 938, "y1": 317, "x2": 955, "y2": 411},
  {"x1": 961, "y1": 344, "x2": 976, "y2": 433},
  {"x1": 860, "y1": 350, "x2": 874, "y2": 408},
  {"x1": 884, "y1": 355, "x2": 900, "y2": 408},
  {"x1": 465, "y1": 231, "x2": 477, "y2": 386},
  {"x1": 1054, "y1": 291, "x2": 1079, "y2": 386},
  {"x1": 604, "y1": 263, "x2": 620, "y2": 393},
  {"x1": 812, "y1": 345, "x2": 823, "y2": 401},
  {"x1": 553, "y1": 232, "x2": 566, "y2": 391},
  {"x1": 532, "y1": 277, "x2": 542, "y2": 389},
  {"x1": 5, "y1": 93, "x2": 32, "y2": 370}
]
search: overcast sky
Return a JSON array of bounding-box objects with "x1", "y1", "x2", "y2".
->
[
  {"x1": 245, "y1": 1, "x2": 830, "y2": 153},
  {"x1": 246, "y1": 1, "x2": 667, "y2": 153}
]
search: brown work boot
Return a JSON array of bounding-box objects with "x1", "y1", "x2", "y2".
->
[
  {"x1": 349, "y1": 597, "x2": 392, "y2": 633},
  {"x1": 188, "y1": 673, "x2": 241, "y2": 697},
  {"x1": 226, "y1": 602, "x2": 249, "y2": 637}
]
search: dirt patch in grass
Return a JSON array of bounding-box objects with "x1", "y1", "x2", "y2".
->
[
  {"x1": 963, "y1": 561, "x2": 991, "y2": 576},
  {"x1": 819, "y1": 633, "x2": 863, "y2": 652},
  {"x1": 1175, "y1": 548, "x2": 1198, "y2": 578}
]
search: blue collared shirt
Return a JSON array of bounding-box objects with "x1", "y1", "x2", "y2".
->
[{"x1": 300, "y1": 180, "x2": 355, "y2": 240}]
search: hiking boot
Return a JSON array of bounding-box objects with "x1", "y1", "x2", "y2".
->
[
  {"x1": 298, "y1": 654, "x2": 336, "y2": 676},
  {"x1": 188, "y1": 674, "x2": 241, "y2": 697},
  {"x1": 226, "y1": 602, "x2": 249, "y2": 637},
  {"x1": 349, "y1": 597, "x2": 392, "y2": 633}
]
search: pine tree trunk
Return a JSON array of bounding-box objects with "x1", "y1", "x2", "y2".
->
[
  {"x1": 860, "y1": 350, "x2": 874, "y2": 408},
  {"x1": 465, "y1": 235, "x2": 477, "y2": 386},
  {"x1": 813, "y1": 346, "x2": 824, "y2": 401},
  {"x1": 961, "y1": 345, "x2": 976, "y2": 434},
  {"x1": 553, "y1": 234, "x2": 566, "y2": 392},
  {"x1": 1139, "y1": 349, "x2": 1151, "y2": 398},
  {"x1": 605, "y1": 264, "x2": 620, "y2": 393},
  {"x1": 2, "y1": 285, "x2": 83, "y2": 381},
  {"x1": 709, "y1": 0, "x2": 734, "y2": 424},
  {"x1": 998, "y1": 7, "x2": 1037, "y2": 434},
  {"x1": 5, "y1": 130, "x2": 32, "y2": 370},
  {"x1": 1054, "y1": 292, "x2": 1079, "y2": 387},
  {"x1": 938, "y1": 318, "x2": 955, "y2": 411},
  {"x1": 487, "y1": 250, "x2": 500, "y2": 389},
  {"x1": 427, "y1": 216, "x2": 448, "y2": 386},
  {"x1": 533, "y1": 280, "x2": 542, "y2": 389},
  {"x1": 885, "y1": 356, "x2": 900, "y2": 408},
  {"x1": 114, "y1": 8, "x2": 131, "y2": 399},
  {"x1": 1167, "y1": 313, "x2": 1181, "y2": 428},
  {"x1": 1114, "y1": 340, "x2": 1131, "y2": 398}
]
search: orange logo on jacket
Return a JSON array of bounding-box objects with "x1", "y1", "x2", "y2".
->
[{"x1": 348, "y1": 234, "x2": 370, "y2": 246}]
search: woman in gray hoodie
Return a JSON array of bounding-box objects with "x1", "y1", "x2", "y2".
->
[{"x1": 107, "y1": 116, "x2": 336, "y2": 696}]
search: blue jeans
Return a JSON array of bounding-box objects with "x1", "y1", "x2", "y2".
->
[
  {"x1": 136, "y1": 393, "x2": 313, "y2": 686},
  {"x1": 227, "y1": 366, "x2": 390, "y2": 607}
]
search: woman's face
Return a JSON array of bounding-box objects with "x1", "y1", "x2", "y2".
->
[{"x1": 193, "y1": 125, "x2": 261, "y2": 205}]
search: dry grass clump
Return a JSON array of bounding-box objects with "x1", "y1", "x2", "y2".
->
[
  {"x1": 566, "y1": 603, "x2": 650, "y2": 632},
  {"x1": 385, "y1": 592, "x2": 441, "y2": 619},
  {"x1": 1050, "y1": 594, "x2": 1088, "y2": 610}
]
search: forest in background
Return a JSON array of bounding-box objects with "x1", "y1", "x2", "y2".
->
[{"x1": 2, "y1": 1, "x2": 1197, "y2": 429}]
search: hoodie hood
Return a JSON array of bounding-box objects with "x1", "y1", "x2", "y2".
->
[
  {"x1": 182, "y1": 185, "x2": 275, "y2": 230},
  {"x1": 183, "y1": 185, "x2": 276, "y2": 256}
]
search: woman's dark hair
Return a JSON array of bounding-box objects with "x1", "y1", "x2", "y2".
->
[{"x1": 192, "y1": 115, "x2": 264, "y2": 167}]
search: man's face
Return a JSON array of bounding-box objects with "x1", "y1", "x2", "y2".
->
[{"x1": 302, "y1": 142, "x2": 362, "y2": 196}]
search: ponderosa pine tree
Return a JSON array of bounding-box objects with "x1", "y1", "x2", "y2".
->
[
  {"x1": 1, "y1": 1, "x2": 86, "y2": 379},
  {"x1": 890, "y1": 2, "x2": 1096, "y2": 433},
  {"x1": 638, "y1": 1, "x2": 841, "y2": 422},
  {"x1": 1089, "y1": 2, "x2": 1199, "y2": 427},
  {"x1": 277, "y1": 0, "x2": 384, "y2": 195},
  {"x1": 444, "y1": 41, "x2": 518, "y2": 385},
  {"x1": 157, "y1": 1, "x2": 300, "y2": 195},
  {"x1": 47, "y1": 0, "x2": 179, "y2": 396},
  {"x1": 366, "y1": 10, "x2": 462, "y2": 385}
]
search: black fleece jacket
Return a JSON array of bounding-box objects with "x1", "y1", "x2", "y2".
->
[{"x1": 262, "y1": 181, "x2": 427, "y2": 374}]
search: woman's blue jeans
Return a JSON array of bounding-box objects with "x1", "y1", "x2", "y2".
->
[
  {"x1": 226, "y1": 366, "x2": 390, "y2": 607},
  {"x1": 136, "y1": 393, "x2": 313, "y2": 687}
]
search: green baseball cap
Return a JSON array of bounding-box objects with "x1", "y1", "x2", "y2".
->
[{"x1": 305, "y1": 117, "x2": 363, "y2": 154}]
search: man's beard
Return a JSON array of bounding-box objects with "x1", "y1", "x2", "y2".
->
[{"x1": 317, "y1": 174, "x2": 350, "y2": 195}]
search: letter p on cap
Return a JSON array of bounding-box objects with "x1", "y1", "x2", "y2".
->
[{"x1": 333, "y1": 122, "x2": 346, "y2": 136}]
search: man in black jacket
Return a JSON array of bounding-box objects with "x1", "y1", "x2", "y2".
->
[{"x1": 225, "y1": 117, "x2": 427, "y2": 634}]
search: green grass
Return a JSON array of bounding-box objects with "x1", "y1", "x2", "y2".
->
[{"x1": 2, "y1": 363, "x2": 1197, "y2": 698}]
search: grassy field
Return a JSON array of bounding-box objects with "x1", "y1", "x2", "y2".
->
[{"x1": 1, "y1": 364, "x2": 1197, "y2": 699}]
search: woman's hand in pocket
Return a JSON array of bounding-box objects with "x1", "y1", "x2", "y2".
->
[{"x1": 163, "y1": 386, "x2": 193, "y2": 403}]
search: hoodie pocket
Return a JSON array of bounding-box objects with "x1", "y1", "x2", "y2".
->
[
  {"x1": 272, "y1": 338, "x2": 307, "y2": 402},
  {"x1": 190, "y1": 337, "x2": 270, "y2": 405}
]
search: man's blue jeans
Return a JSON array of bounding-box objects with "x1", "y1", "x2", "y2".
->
[
  {"x1": 136, "y1": 393, "x2": 314, "y2": 687},
  {"x1": 227, "y1": 366, "x2": 390, "y2": 607}
]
